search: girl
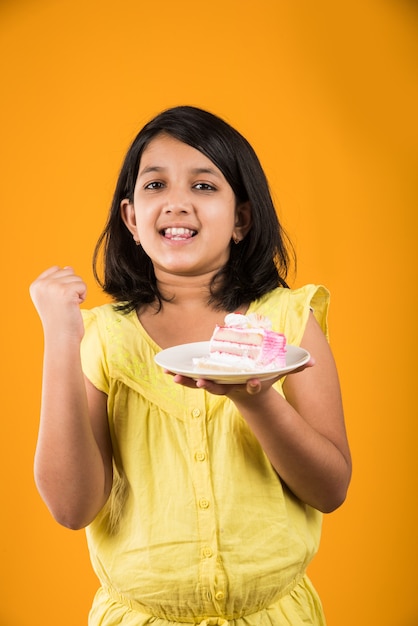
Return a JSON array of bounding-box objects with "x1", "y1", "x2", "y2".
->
[{"x1": 30, "y1": 106, "x2": 351, "y2": 626}]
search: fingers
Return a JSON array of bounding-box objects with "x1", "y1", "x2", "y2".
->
[
  {"x1": 169, "y1": 372, "x2": 264, "y2": 397},
  {"x1": 34, "y1": 265, "x2": 62, "y2": 279},
  {"x1": 32, "y1": 265, "x2": 77, "y2": 283},
  {"x1": 290, "y1": 357, "x2": 316, "y2": 375},
  {"x1": 31, "y1": 266, "x2": 87, "y2": 304},
  {"x1": 166, "y1": 359, "x2": 317, "y2": 397},
  {"x1": 246, "y1": 379, "x2": 262, "y2": 395},
  {"x1": 30, "y1": 267, "x2": 88, "y2": 342}
]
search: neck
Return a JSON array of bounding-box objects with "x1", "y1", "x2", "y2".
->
[
  {"x1": 137, "y1": 270, "x2": 248, "y2": 348},
  {"x1": 155, "y1": 270, "x2": 218, "y2": 310}
]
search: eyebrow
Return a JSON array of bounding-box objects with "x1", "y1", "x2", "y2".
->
[
  {"x1": 138, "y1": 165, "x2": 223, "y2": 179},
  {"x1": 191, "y1": 167, "x2": 222, "y2": 178}
]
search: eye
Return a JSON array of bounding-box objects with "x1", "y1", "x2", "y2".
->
[
  {"x1": 193, "y1": 182, "x2": 216, "y2": 191},
  {"x1": 144, "y1": 181, "x2": 165, "y2": 190}
]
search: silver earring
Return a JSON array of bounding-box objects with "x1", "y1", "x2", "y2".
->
[{"x1": 232, "y1": 236, "x2": 240, "y2": 245}]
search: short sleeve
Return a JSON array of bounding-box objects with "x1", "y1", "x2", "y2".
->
[
  {"x1": 282, "y1": 284, "x2": 330, "y2": 346},
  {"x1": 249, "y1": 284, "x2": 330, "y2": 348},
  {"x1": 80, "y1": 308, "x2": 110, "y2": 394}
]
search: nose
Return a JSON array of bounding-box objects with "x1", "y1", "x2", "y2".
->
[{"x1": 163, "y1": 185, "x2": 192, "y2": 214}]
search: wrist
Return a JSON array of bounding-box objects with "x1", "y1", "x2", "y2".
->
[
  {"x1": 227, "y1": 381, "x2": 278, "y2": 405},
  {"x1": 43, "y1": 328, "x2": 83, "y2": 352}
]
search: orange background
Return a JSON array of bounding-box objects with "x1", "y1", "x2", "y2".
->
[{"x1": 1, "y1": 1, "x2": 417, "y2": 625}]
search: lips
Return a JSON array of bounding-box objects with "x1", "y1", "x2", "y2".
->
[{"x1": 162, "y1": 227, "x2": 197, "y2": 240}]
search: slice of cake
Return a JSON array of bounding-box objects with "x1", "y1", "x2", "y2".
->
[{"x1": 193, "y1": 313, "x2": 286, "y2": 373}]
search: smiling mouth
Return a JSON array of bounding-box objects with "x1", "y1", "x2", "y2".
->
[{"x1": 162, "y1": 227, "x2": 197, "y2": 240}]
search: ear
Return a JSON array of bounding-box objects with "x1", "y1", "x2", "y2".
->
[
  {"x1": 120, "y1": 199, "x2": 140, "y2": 243},
  {"x1": 232, "y1": 201, "x2": 252, "y2": 243}
]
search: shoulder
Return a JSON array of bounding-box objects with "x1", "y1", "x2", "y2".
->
[
  {"x1": 81, "y1": 302, "x2": 122, "y2": 323},
  {"x1": 266, "y1": 284, "x2": 329, "y2": 306},
  {"x1": 81, "y1": 303, "x2": 137, "y2": 357},
  {"x1": 251, "y1": 285, "x2": 330, "y2": 345},
  {"x1": 81, "y1": 303, "x2": 135, "y2": 331}
]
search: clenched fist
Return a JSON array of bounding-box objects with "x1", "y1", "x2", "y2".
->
[{"x1": 30, "y1": 266, "x2": 87, "y2": 343}]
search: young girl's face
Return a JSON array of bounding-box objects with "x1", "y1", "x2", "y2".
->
[{"x1": 121, "y1": 134, "x2": 250, "y2": 280}]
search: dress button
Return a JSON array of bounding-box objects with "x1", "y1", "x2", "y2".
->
[
  {"x1": 192, "y1": 408, "x2": 201, "y2": 418},
  {"x1": 202, "y1": 546, "x2": 213, "y2": 558},
  {"x1": 195, "y1": 452, "x2": 206, "y2": 462},
  {"x1": 199, "y1": 497, "x2": 210, "y2": 509},
  {"x1": 215, "y1": 591, "x2": 225, "y2": 600}
]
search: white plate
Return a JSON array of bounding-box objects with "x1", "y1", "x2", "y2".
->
[{"x1": 154, "y1": 341, "x2": 310, "y2": 384}]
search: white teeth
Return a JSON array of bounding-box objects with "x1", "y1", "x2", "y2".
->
[{"x1": 164, "y1": 227, "x2": 196, "y2": 238}]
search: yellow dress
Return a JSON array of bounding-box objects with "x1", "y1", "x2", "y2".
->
[{"x1": 80, "y1": 285, "x2": 330, "y2": 626}]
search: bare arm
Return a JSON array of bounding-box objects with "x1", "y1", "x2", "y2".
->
[
  {"x1": 228, "y1": 313, "x2": 351, "y2": 512},
  {"x1": 178, "y1": 312, "x2": 351, "y2": 513},
  {"x1": 30, "y1": 266, "x2": 113, "y2": 529}
]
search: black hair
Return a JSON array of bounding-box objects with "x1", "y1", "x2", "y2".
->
[{"x1": 93, "y1": 105, "x2": 295, "y2": 312}]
